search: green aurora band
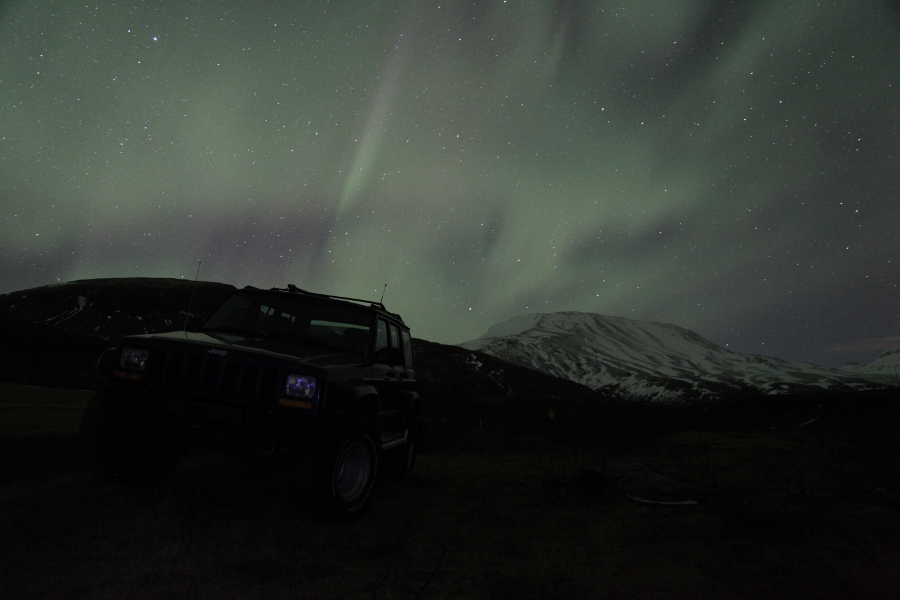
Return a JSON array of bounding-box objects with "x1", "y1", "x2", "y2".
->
[{"x1": 1, "y1": 1, "x2": 899, "y2": 365}]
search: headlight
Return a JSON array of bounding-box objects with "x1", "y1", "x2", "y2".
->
[
  {"x1": 285, "y1": 374, "x2": 316, "y2": 399},
  {"x1": 120, "y1": 347, "x2": 149, "y2": 371}
]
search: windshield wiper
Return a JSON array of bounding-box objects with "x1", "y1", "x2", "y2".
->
[
  {"x1": 270, "y1": 333, "x2": 360, "y2": 354},
  {"x1": 199, "y1": 325, "x2": 252, "y2": 335},
  {"x1": 201, "y1": 328, "x2": 354, "y2": 354},
  {"x1": 267, "y1": 333, "x2": 341, "y2": 350}
]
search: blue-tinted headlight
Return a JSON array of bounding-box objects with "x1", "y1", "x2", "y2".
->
[
  {"x1": 120, "y1": 347, "x2": 149, "y2": 371},
  {"x1": 285, "y1": 374, "x2": 316, "y2": 399}
]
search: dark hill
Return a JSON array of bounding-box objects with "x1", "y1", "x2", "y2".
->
[
  {"x1": 0, "y1": 278, "x2": 234, "y2": 389},
  {"x1": 412, "y1": 337, "x2": 601, "y2": 402}
]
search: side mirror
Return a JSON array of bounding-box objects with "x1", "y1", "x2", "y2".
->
[{"x1": 374, "y1": 347, "x2": 404, "y2": 366}]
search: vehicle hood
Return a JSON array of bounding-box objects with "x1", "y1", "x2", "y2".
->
[{"x1": 124, "y1": 330, "x2": 365, "y2": 367}]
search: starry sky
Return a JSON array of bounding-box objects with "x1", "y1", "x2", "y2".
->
[{"x1": 2, "y1": 0, "x2": 899, "y2": 367}]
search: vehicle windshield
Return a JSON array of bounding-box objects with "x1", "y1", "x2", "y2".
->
[{"x1": 200, "y1": 292, "x2": 374, "y2": 356}]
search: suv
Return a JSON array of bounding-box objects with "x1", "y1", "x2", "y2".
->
[{"x1": 80, "y1": 285, "x2": 420, "y2": 521}]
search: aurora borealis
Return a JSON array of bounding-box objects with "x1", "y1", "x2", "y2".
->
[{"x1": 1, "y1": 1, "x2": 898, "y2": 366}]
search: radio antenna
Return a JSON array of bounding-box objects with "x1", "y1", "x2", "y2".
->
[
  {"x1": 379, "y1": 283, "x2": 387, "y2": 304},
  {"x1": 183, "y1": 260, "x2": 201, "y2": 335}
]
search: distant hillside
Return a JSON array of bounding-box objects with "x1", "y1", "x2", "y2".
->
[
  {"x1": 460, "y1": 312, "x2": 890, "y2": 402},
  {"x1": 411, "y1": 337, "x2": 602, "y2": 404}
]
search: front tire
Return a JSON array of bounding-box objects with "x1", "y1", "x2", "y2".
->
[
  {"x1": 289, "y1": 415, "x2": 381, "y2": 522},
  {"x1": 322, "y1": 427, "x2": 380, "y2": 520}
]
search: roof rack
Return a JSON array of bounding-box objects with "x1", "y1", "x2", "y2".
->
[{"x1": 267, "y1": 284, "x2": 405, "y2": 323}]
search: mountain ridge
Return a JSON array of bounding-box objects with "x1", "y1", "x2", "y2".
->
[{"x1": 460, "y1": 312, "x2": 890, "y2": 402}]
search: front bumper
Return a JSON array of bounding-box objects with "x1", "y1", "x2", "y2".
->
[{"x1": 101, "y1": 382, "x2": 317, "y2": 452}]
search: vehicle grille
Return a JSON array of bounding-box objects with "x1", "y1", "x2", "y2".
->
[{"x1": 146, "y1": 350, "x2": 279, "y2": 405}]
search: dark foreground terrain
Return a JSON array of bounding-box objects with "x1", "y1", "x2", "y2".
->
[
  {"x1": 2, "y1": 278, "x2": 899, "y2": 597},
  {"x1": 2, "y1": 381, "x2": 900, "y2": 600}
]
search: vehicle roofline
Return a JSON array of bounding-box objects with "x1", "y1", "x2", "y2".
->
[{"x1": 238, "y1": 285, "x2": 407, "y2": 325}]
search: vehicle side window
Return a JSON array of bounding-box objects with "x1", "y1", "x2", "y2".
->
[
  {"x1": 375, "y1": 319, "x2": 388, "y2": 351},
  {"x1": 400, "y1": 329, "x2": 413, "y2": 369},
  {"x1": 388, "y1": 322, "x2": 399, "y2": 349}
]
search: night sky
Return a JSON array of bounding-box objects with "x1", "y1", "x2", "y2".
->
[{"x1": 2, "y1": 1, "x2": 898, "y2": 367}]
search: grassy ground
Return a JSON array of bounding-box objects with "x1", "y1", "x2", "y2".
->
[
  {"x1": 1, "y1": 384, "x2": 900, "y2": 599},
  {"x1": 0, "y1": 382, "x2": 93, "y2": 437}
]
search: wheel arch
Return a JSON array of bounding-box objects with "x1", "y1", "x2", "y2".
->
[{"x1": 355, "y1": 392, "x2": 379, "y2": 416}]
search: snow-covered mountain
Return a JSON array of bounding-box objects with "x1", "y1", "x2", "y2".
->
[
  {"x1": 842, "y1": 348, "x2": 900, "y2": 380},
  {"x1": 459, "y1": 312, "x2": 890, "y2": 402}
]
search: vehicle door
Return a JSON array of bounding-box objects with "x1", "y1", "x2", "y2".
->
[
  {"x1": 398, "y1": 328, "x2": 415, "y2": 390},
  {"x1": 370, "y1": 318, "x2": 406, "y2": 432}
]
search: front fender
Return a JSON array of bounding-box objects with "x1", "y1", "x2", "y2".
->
[
  {"x1": 325, "y1": 382, "x2": 378, "y2": 417},
  {"x1": 397, "y1": 391, "x2": 420, "y2": 413}
]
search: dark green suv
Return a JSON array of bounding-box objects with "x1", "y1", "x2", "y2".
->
[{"x1": 80, "y1": 285, "x2": 420, "y2": 521}]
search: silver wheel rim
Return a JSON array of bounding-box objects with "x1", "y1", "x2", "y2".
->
[{"x1": 334, "y1": 440, "x2": 371, "y2": 502}]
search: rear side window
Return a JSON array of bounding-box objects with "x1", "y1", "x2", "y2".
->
[
  {"x1": 388, "y1": 322, "x2": 399, "y2": 349},
  {"x1": 375, "y1": 319, "x2": 388, "y2": 351},
  {"x1": 400, "y1": 329, "x2": 413, "y2": 368}
]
